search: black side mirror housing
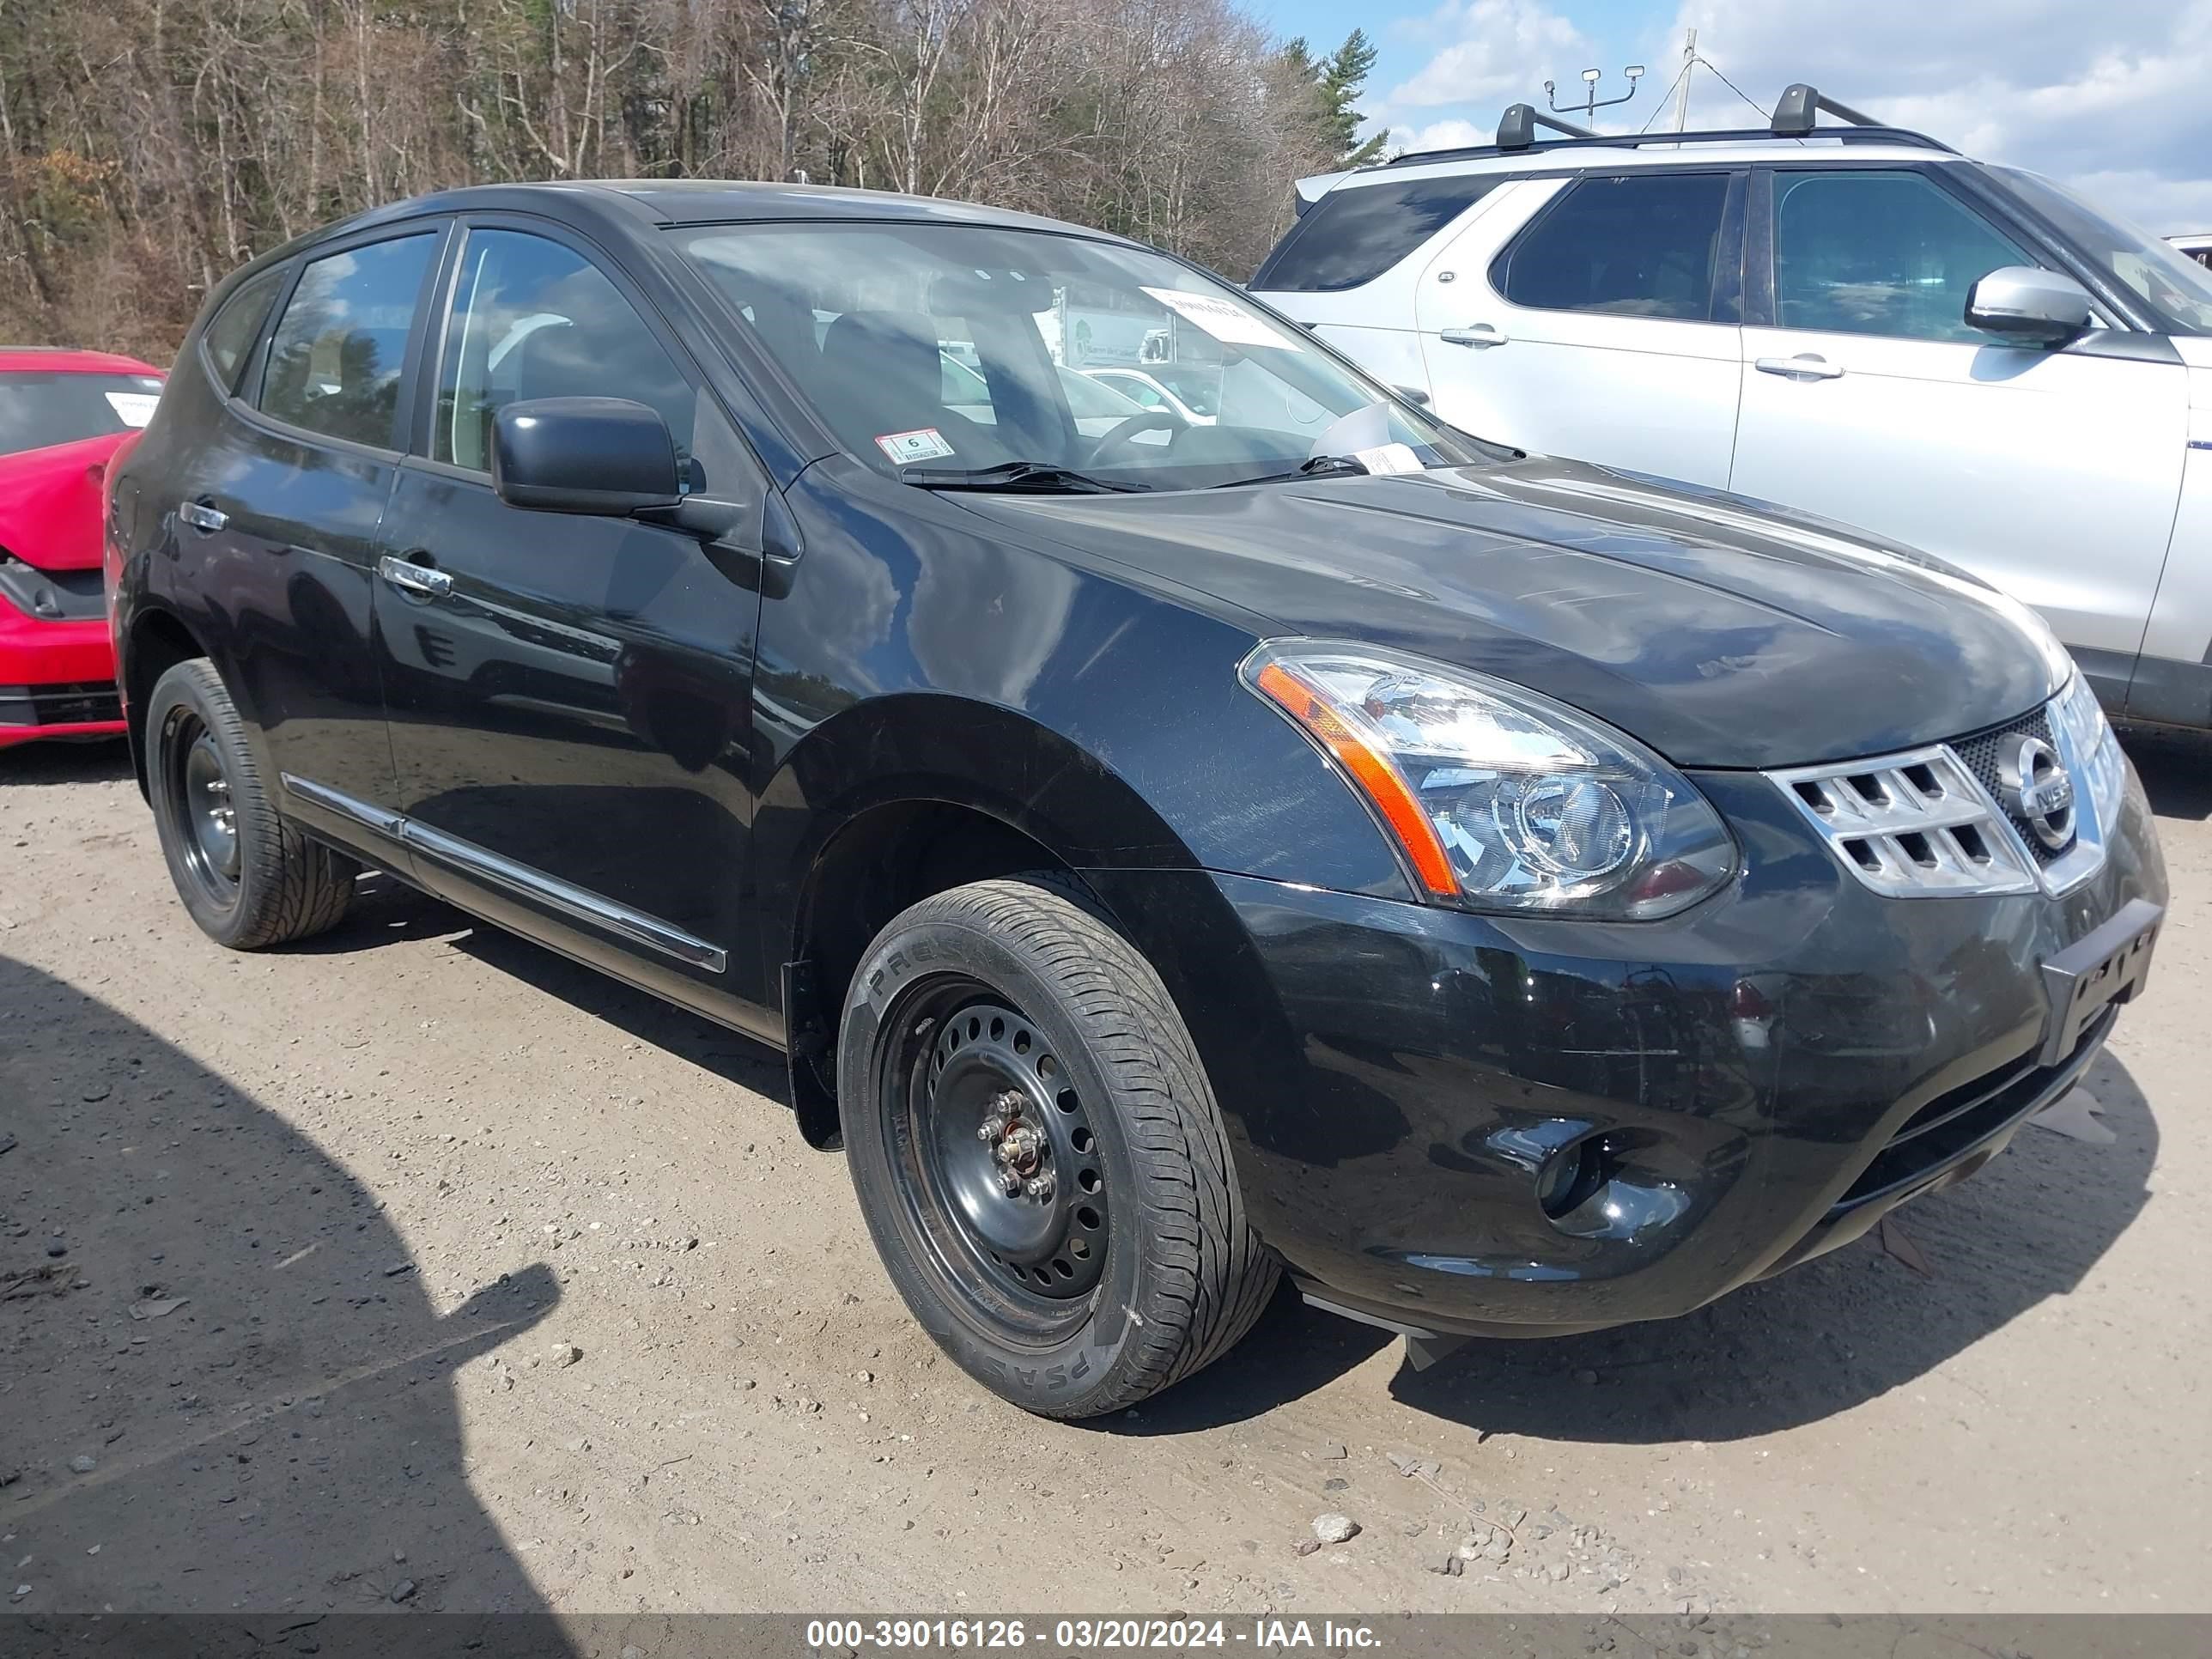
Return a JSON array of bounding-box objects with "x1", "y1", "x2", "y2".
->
[
  {"x1": 491, "y1": 397, "x2": 684, "y2": 515},
  {"x1": 1965, "y1": 266, "x2": 2095, "y2": 344}
]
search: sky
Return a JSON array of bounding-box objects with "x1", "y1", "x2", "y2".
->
[{"x1": 1253, "y1": 0, "x2": 2212, "y2": 234}]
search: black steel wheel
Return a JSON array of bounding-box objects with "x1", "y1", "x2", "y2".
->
[
  {"x1": 144, "y1": 658, "x2": 358, "y2": 950},
  {"x1": 840, "y1": 875, "x2": 1278, "y2": 1419}
]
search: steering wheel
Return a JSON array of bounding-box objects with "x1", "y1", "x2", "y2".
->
[{"x1": 1085, "y1": 410, "x2": 1182, "y2": 470}]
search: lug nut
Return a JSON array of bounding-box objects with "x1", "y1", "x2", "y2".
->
[
  {"x1": 1024, "y1": 1173, "x2": 1054, "y2": 1201},
  {"x1": 1000, "y1": 1170, "x2": 1026, "y2": 1196},
  {"x1": 978, "y1": 1115, "x2": 1007, "y2": 1144}
]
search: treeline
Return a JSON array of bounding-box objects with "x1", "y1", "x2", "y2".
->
[{"x1": 0, "y1": 0, "x2": 1382, "y2": 362}]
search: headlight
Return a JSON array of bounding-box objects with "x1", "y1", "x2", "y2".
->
[
  {"x1": 2049, "y1": 671, "x2": 2126, "y2": 824},
  {"x1": 1243, "y1": 641, "x2": 1737, "y2": 918}
]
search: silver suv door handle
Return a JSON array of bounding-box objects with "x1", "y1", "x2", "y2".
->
[
  {"x1": 1754, "y1": 354, "x2": 1845, "y2": 380},
  {"x1": 378, "y1": 556, "x2": 452, "y2": 599},
  {"x1": 178, "y1": 500, "x2": 227, "y2": 532},
  {"x1": 1440, "y1": 325, "x2": 1507, "y2": 349}
]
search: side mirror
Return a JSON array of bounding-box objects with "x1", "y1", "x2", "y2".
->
[
  {"x1": 1966, "y1": 266, "x2": 2094, "y2": 343},
  {"x1": 490, "y1": 397, "x2": 684, "y2": 515}
]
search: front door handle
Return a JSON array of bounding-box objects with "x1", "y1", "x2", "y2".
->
[
  {"x1": 1754, "y1": 354, "x2": 1845, "y2": 380},
  {"x1": 179, "y1": 499, "x2": 227, "y2": 532},
  {"x1": 377, "y1": 555, "x2": 452, "y2": 599},
  {"x1": 1440, "y1": 324, "x2": 1507, "y2": 349}
]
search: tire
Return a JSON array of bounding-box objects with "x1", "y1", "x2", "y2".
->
[
  {"x1": 144, "y1": 658, "x2": 357, "y2": 950},
  {"x1": 839, "y1": 875, "x2": 1278, "y2": 1419}
]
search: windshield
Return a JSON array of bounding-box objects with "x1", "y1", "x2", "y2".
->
[
  {"x1": 677, "y1": 222, "x2": 1484, "y2": 489},
  {"x1": 0, "y1": 369, "x2": 163, "y2": 457},
  {"x1": 1994, "y1": 166, "x2": 2212, "y2": 335}
]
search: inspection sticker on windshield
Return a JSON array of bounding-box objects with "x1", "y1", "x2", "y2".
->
[
  {"x1": 875, "y1": 428, "x2": 956, "y2": 465},
  {"x1": 105, "y1": 391, "x2": 160, "y2": 428},
  {"x1": 1139, "y1": 287, "x2": 1293, "y2": 349}
]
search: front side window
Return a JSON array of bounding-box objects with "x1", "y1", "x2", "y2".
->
[
  {"x1": 1254, "y1": 175, "x2": 1507, "y2": 293},
  {"x1": 1990, "y1": 166, "x2": 2212, "y2": 336},
  {"x1": 259, "y1": 234, "x2": 437, "y2": 447},
  {"x1": 0, "y1": 368, "x2": 164, "y2": 456},
  {"x1": 1498, "y1": 173, "x2": 1732, "y2": 321},
  {"x1": 1771, "y1": 170, "x2": 2034, "y2": 343},
  {"x1": 678, "y1": 222, "x2": 1482, "y2": 491},
  {"x1": 434, "y1": 229, "x2": 696, "y2": 471}
]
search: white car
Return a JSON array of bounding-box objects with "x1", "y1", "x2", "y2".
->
[
  {"x1": 1251, "y1": 84, "x2": 2212, "y2": 733},
  {"x1": 1080, "y1": 367, "x2": 1218, "y2": 426}
]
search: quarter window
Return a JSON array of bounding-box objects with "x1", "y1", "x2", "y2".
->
[
  {"x1": 1498, "y1": 173, "x2": 1731, "y2": 321},
  {"x1": 434, "y1": 229, "x2": 695, "y2": 472},
  {"x1": 1254, "y1": 176, "x2": 1507, "y2": 293},
  {"x1": 202, "y1": 267, "x2": 284, "y2": 395},
  {"x1": 258, "y1": 234, "x2": 436, "y2": 447},
  {"x1": 1771, "y1": 170, "x2": 2034, "y2": 343}
]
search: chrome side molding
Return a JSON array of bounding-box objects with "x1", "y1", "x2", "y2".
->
[{"x1": 279, "y1": 773, "x2": 728, "y2": 974}]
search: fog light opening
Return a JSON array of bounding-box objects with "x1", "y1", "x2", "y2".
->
[{"x1": 1535, "y1": 1134, "x2": 1613, "y2": 1220}]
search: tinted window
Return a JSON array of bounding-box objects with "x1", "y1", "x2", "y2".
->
[
  {"x1": 259, "y1": 234, "x2": 436, "y2": 446},
  {"x1": 1254, "y1": 176, "x2": 1505, "y2": 293},
  {"x1": 0, "y1": 370, "x2": 164, "y2": 456},
  {"x1": 1772, "y1": 170, "x2": 2033, "y2": 343},
  {"x1": 1499, "y1": 173, "x2": 1731, "y2": 320},
  {"x1": 434, "y1": 229, "x2": 695, "y2": 471},
  {"x1": 202, "y1": 267, "x2": 283, "y2": 394},
  {"x1": 1991, "y1": 167, "x2": 2212, "y2": 336}
]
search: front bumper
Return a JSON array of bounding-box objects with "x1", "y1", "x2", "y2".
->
[
  {"x1": 1099, "y1": 759, "x2": 2167, "y2": 1342},
  {"x1": 0, "y1": 605, "x2": 125, "y2": 748}
]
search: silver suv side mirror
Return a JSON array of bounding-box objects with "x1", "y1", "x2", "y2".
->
[{"x1": 1966, "y1": 266, "x2": 2094, "y2": 343}]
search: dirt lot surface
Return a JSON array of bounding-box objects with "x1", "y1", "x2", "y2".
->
[{"x1": 3, "y1": 732, "x2": 2209, "y2": 1621}]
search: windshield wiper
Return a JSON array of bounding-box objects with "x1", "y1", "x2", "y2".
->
[
  {"x1": 902, "y1": 461, "x2": 1145, "y2": 494},
  {"x1": 1211, "y1": 455, "x2": 1373, "y2": 489}
]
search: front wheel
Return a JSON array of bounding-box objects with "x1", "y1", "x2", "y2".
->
[
  {"x1": 144, "y1": 658, "x2": 357, "y2": 949},
  {"x1": 839, "y1": 876, "x2": 1278, "y2": 1419}
]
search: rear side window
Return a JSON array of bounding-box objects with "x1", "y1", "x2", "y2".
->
[
  {"x1": 1254, "y1": 175, "x2": 1506, "y2": 293},
  {"x1": 201, "y1": 267, "x2": 284, "y2": 394},
  {"x1": 0, "y1": 369, "x2": 164, "y2": 456},
  {"x1": 1496, "y1": 173, "x2": 1732, "y2": 321},
  {"x1": 258, "y1": 234, "x2": 437, "y2": 447}
]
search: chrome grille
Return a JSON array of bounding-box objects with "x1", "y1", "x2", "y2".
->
[
  {"x1": 1769, "y1": 745, "x2": 2038, "y2": 898},
  {"x1": 1951, "y1": 708, "x2": 2062, "y2": 866},
  {"x1": 1769, "y1": 681, "x2": 2119, "y2": 900}
]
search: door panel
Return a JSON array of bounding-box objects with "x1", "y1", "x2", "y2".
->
[
  {"x1": 1732, "y1": 168, "x2": 2187, "y2": 666},
  {"x1": 1416, "y1": 173, "x2": 1744, "y2": 486},
  {"x1": 377, "y1": 222, "x2": 769, "y2": 1022},
  {"x1": 184, "y1": 229, "x2": 442, "y2": 836}
]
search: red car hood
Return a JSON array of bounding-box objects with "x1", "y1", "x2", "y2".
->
[{"x1": 0, "y1": 431, "x2": 138, "y2": 571}]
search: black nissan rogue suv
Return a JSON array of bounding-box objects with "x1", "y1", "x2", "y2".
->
[{"x1": 105, "y1": 181, "x2": 2166, "y2": 1418}]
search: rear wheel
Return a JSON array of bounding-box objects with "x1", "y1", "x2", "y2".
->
[
  {"x1": 145, "y1": 659, "x2": 356, "y2": 949},
  {"x1": 839, "y1": 876, "x2": 1277, "y2": 1418}
]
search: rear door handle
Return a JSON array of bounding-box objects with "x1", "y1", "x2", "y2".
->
[
  {"x1": 1754, "y1": 354, "x2": 1845, "y2": 380},
  {"x1": 1440, "y1": 325, "x2": 1507, "y2": 349},
  {"x1": 178, "y1": 499, "x2": 227, "y2": 532},
  {"x1": 377, "y1": 555, "x2": 452, "y2": 599}
]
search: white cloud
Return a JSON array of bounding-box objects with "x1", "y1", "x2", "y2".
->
[
  {"x1": 1376, "y1": 0, "x2": 2212, "y2": 227},
  {"x1": 1656, "y1": 0, "x2": 2212, "y2": 228},
  {"x1": 1382, "y1": 0, "x2": 1587, "y2": 113}
]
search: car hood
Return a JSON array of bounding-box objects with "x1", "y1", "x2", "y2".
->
[
  {"x1": 0, "y1": 431, "x2": 137, "y2": 571},
  {"x1": 953, "y1": 457, "x2": 2065, "y2": 769}
]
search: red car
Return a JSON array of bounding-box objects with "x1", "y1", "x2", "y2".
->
[{"x1": 0, "y1": 347, "x2": 165, "y2": 747}]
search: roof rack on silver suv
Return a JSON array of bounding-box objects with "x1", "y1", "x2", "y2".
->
[{"x1": 1378, "y1": 82, "x2": 1955, "y2": 171}]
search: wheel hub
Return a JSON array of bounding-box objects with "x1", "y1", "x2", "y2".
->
[{"x1": 913, "y1": 999, "x2": 1108, "y2": 1300}]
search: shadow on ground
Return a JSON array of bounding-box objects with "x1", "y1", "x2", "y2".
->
[
  {"x1": 0, "y1": 951, "x2": 570, "y2": 1640},
  {"x1": 0, "y1": 737, "x2": 134, "y2": 787},
  {"x1": 2122, "y1": 725, "x2": 2212, "y2": 823}
]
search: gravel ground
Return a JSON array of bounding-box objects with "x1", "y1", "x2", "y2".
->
[{"x1": 2, "y1": 731, "x2": 2208, "y2": 1618}]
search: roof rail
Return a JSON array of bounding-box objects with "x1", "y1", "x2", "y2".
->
[{"x1": 1377, "y1": 113, "x2": 1954, "y2": 173}]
